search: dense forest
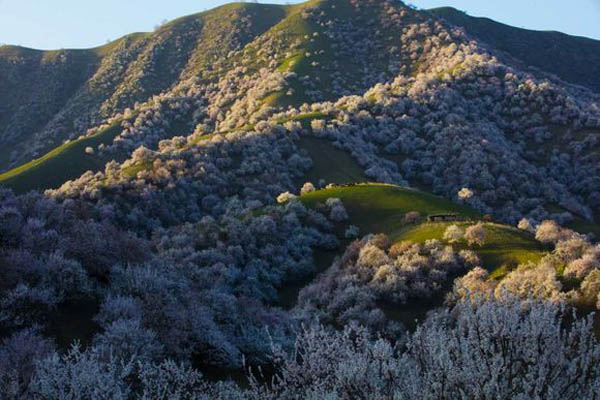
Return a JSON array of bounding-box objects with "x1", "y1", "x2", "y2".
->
[{"x1": 1, "y1": 0, "x2": 600, "y2": 398}]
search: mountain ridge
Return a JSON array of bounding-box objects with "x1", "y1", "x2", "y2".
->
[
  {"x1": 2, "y1": 1, "x2": 599, "y2": 173},
  {"x1": 2, "y1": 0, "x2": 600, "y2": 230},
  {"x1": 0, "y1": 2, "x2": 291, "y2": 171},
  {"x1": 430, "y1": 6, "x2": 600, "y2": 92}
]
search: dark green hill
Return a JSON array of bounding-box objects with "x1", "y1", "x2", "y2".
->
[{"x1": 429, "y1": 7, "x2": 600, "y2": 93}]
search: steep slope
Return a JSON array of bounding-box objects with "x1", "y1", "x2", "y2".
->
[
  {"x1": 0, "y1": 0, "x2": 433, "y2": 191},
  {"x1": 0, "y1": 35, "x2": 147, "y2": 170},
  {"x1": 0, "y1": 3, "x2": 288, "y2": 172},
  {"x1": 0, "y1": 45, "x2": 101, "y2": 166},
  {"x1": 430, "y1": 7, "x2": 600, "y2": 93}
]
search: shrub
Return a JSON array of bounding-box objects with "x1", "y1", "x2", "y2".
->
[
  {"x1": 276, "y1": 192, "x2": 296, "y2": 204},
  {"x1": 403, "y1": 211, "x2": 421, "y2": 224},
  {"x1": 465, "y1": 222, "x2": 486, "y2": 247},
  {"x1": 518, "y1": 217, "x2": 534, "y2": 233},
  {"x1": 535, "y1": 220, "x2": 563, "y2": 244},
  {"x1": 300, "y1": 182, "x2": 316, "y2": 195},
  {"x1": 443, "y1": 224, "x2": 463, "y2": 243},
  {"x1": 457, "y1": 187, "x2": 473, "y2": 199}
]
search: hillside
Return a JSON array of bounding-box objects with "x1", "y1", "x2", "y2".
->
[
  {"x1": 0, "y1": 2, "x2": 289, "y2": 172},
  {"x1": 289, "y1": 183, "x2": 546, "y2": 312},
  {"x1": 2, "y1": 0, "x2": 600, "y2": 396},
  {"x1": 430, "y1": 7, "x2": 600, "y2": 93},
  {"x1": 0, "y1": 0, "x2": 597, "y2": 229},
  {"x1": 299, "y1": 183, "x2": 479, "y2": 235}
]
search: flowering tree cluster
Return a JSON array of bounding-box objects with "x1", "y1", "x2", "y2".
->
[
  {"x1": 294, "y1": 234, "x2": 479, "y2": 335},
  {"x1": 451, "y1": 219, "x2": 600, "y2": 309},
  {"x1": 8, "y1": 297, "x2": 599, "y2": 399},
  {"x1": 0, "y1": 186, "x2": 341, "y2": 376}
]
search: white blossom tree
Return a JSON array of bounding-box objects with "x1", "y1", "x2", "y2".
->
[
  {"x1": 443, "y1": 224, "x2": 463, "y2": 243},
  {"x1": 300, "y1": 182, "x2": 316, "y2": 195},
  {"x1": 465, "y1": 222, "x2": 486, "y2": 247}
]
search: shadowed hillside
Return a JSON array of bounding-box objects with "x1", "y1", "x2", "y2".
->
[
  {"x1": 430, "y1": 7, "x2": 600, "y2": 93},
  {"x1": 0, "y1": 2, "x2": 289, "y2": 172}
]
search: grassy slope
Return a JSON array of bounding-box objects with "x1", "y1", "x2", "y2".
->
[
  {"x1": 251, "y1": 0, "x2": 326, "y2": 107},
  {"x1": 258, "y1": 0, "x2": 391, "y2": 107},
  {"x1": 0, "y1": 121, "x2": 126, "y2": 193},
  {"x1": 280, "y1": 183, "x2": 478, "y2": 308},
  {"x1": 430, "y1": 7, "x2": 600, "y2": 92},
  {"x1": 177, "y1": 2, "x2": 288, "y2": 81},
  {"x1": 0, "y1": 47, "x2": 100, "y2": 169},
  {"x1": 290, "y1": 184, "x2": 547, "y2": 323},
  {"x1": 300, "y1": 183, "x2": 479, "y2": 237},
  {"x1": 0, "y1": 2, "x2": 292, "y2": 192},
  {"x1": 0, "y1": 34, "x2": 150, "y2": 166},
  {"x1": 296, "y1": 136, "x2": 367, "y2": 187},
  {"x1": 396, "y1": 221, "x2": 546, "y2": 275}
]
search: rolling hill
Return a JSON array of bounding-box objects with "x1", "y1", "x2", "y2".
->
[
  {"x1": 291, "y1": 183, "x2": 546, "y2": 305},
  {"x1": 0, "y1": 1, "x2": 598, "y2": 215}
]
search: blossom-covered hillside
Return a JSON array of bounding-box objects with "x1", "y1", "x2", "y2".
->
[
  {"x1": 2, "y1": 0, "x2": 600, "y2": 397},
  {"x1": 0, "y1": 2, "x2": 288, "y2": 171},
  {"x1": 2, "y1": 0, "x2": 600, "y2": 230},
  {"x1": 430, "y1": 6, "x2": 600, "y2": 93}
]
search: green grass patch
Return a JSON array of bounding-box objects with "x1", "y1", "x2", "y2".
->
[
  {"x1": 0, "y1": 120, "x2": 127, "y2": 193},
  {"x1": 436, "y1": 62, "x2": 467, "y2": 79},
  {"x1": 396, "y1": 222, "x2": 546, "y2": 272},
  {"x1": 300, "y1": 183, "x2": 479, "y2": 236},
  {"x1": 289, "y1": 112, "x2": 328, "y2": 127},
  {"x1": 278, "y1": 53, "x2": 305, "y2": 72},
  {"x1": 285, "y1": 184, "x2": 544, "y2": 313},
  {"x1": 121, "y1": 161, "x2": 152, "y2": 178},
  {"x1": 189, "y1": 133, "x2": 217, "y2": 145},
  {"x1": 263, "y1": 91, "x2": 286, "y2": 107}
]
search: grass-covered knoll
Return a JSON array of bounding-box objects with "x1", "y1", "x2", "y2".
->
[
  {"x1": 299, "y1": 184, "x2": 544, "y2": 280},
  {"x1": 396, "y1": 221, "x2": 546, "y2": 274},
  {"x1": 0, "y1": 121, "x2": 125, "y2": 193},
  {"x1": 300, "y1": 183, "x2": 479, "y2": 236},
  {"x1": 295, "y1": 184, "x2": 546, "y2": 325},
  {"x1": 294, "y1": 184, "x2": 544, "y2": 330}
]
